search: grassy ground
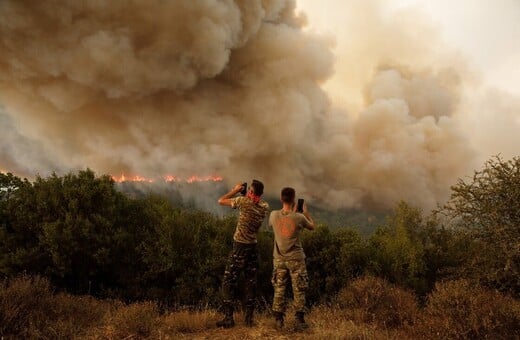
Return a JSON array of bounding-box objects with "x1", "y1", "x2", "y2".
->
[
  {"x1": 2, "y1": 275, "x2": 520, "y2": 339},
  {"x1": 113, "y1": 307, "x2": 405, "y2": 340}
]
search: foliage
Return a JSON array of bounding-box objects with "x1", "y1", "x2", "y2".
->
[
  {"x1": 0, "y1": 169, "x2": 464, "y2": 306},
  {"x1": 336, "y1": 276, "x2": 419, "y2": 329},
  {"x1": 440, "y1": 156, "x2": 520, "y2": 295},
  {"x1": 367, "y1": 202, "x2": 428, "y2": 293},
  {"x1": 1, "y1": 155, "x2": 519, "y2": 311},
  {"x1": 0, "y1": 275, "x2": 109, "y2": 338},
  {"x1": 2, "y1": 274, "x2": 520, "y2": 339},
  {"x1": 415, "y1": 279, "x2": 520, "y2": 339},
  {"x1": 102, "y1": 301, "x2": 160, "y2": 338},
  {"x1": 303, "y1": 225, "x2": 367, "y2": 304}
]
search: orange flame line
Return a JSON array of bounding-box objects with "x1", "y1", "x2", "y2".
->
[{"x1": 112, "y1": 173, "x2": 223, "y2": 183}]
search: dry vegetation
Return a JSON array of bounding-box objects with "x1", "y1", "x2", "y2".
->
[{"x1": 2, "y1": 275, "x2": 520, "y2": 339}]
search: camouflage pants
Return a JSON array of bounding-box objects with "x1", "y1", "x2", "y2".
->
[
  {"x1": 221, "y1": 241, "x2": 258, "y2": 310},
  {"x1": 271, "y1": 258, "x2": 309, "y2": 313}
]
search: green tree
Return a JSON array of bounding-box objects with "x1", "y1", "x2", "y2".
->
[
  {"x1": 34, "y1": 170, "x2": 127, "y2": 293},
  {"x1": 440, "y1": 156, "x2": 520, "y2": 295},
  {"x1": 368, "y1": 202, "x2": 427, "y2": 293},
  {"x1": 0, "y1": 172, "x2": 49, "y2": 277},
  {"x1": 302, "y1": 225, "x2": 367, "y2": 304},
  {"x1": 335, "y1": 228, "x2": 369, "y2": 283},
  {"x1": 137, "y1": 195, "x2": 238, "y2": 306}
]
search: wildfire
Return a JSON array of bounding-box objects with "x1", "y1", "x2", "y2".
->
[
  {"x1": 112, "y1": 173, "x2": 223, "y2": 183},
  {"x1": 185, "y1": 175, "x2": 223, "y2": 183},
  {"x1": 112, "y1": 174, "x2": 154, "y2": 183}
]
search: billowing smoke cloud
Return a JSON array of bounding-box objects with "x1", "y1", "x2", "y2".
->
[{"x1": 0, "y1": 0, "x2": 518, "y2": 210}]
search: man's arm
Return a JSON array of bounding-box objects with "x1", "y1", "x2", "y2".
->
[
  {"x1": 218, "y1": 183, "x2": 245, "y2": 207},
  {"x1": 302, "y1": 202, "x2": 315, "y2": 230}
]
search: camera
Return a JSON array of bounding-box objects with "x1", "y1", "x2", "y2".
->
[
  {"x1": 296, "y1": 198, "x2": 304, "y2": 213},
  {"x1": 240, "y1": 182, "x2": 247, "y2": 196}
]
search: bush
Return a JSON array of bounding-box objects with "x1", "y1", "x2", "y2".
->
[
  {"x1": 44, "y1": 293, "x2": 113, "y2": 339},
  {"x1": 440, "y1": 156, "x2": 520, "y2": 296},
  {"x1": 0, "y1": 275, "x2": 112, "y2": 338},
  {"x1": 102, "y1": 301, "x2": 160, "y2": 338},
  {"x1": 0, "y1": 275, "x2": 53, "y2": 336},
  {"x1": 416, "y1": 280, "x2": 520, "y2": 339},
  {"x1": 335, "y1": 276, "x2": 419, "y2": 329}
]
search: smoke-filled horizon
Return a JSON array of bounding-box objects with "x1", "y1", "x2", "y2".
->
[{"x1": 1, "y1": 0, "x2": 519, "y2": 211}]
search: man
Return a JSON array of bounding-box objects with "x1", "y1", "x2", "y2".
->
[
  {"x1": 216, "y1": 179, "x2": 270, "y2": 328},
  {"x1": 269, "y1": 187, "x2": 315, "y2": 330}
]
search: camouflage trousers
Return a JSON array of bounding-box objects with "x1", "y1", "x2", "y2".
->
[
  {"x1": 221, "y1": 241, "x2": 258, "y2": 311},
  {"x1": 271, "y1": 258, "x2": 309, "y2": 313}
]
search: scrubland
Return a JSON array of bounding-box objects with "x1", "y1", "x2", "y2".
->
[{"x1": 2, "y1": 275, "x2": 519, "y2": 339}]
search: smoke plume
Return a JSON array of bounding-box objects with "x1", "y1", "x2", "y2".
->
[{"x1": 0, "y1": 0, "x2": 518, "y2": 210}]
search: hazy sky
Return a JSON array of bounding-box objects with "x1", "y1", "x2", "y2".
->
[{"x1": 298, "y1": 0, "x2": 520, "y2": 96}]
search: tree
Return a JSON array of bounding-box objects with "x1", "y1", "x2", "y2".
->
[
  {"x1": 440, "y1": 156, "x2": 520, "y2": 295},
  {"x1": 0, "y1": 172, "x2": 49, "y2": 277},
  {"x1": 0, "y1": 172, "x2": 27, "y2": 201},
  {"x1": 368, "y1": 202, "x2": 428, "y2": 293}
]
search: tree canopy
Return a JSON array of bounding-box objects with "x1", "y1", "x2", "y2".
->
[{"x1": 440, "y1": 156, "x2": 520, "y2": 295}]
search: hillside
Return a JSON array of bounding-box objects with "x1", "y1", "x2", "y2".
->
[{"x1": 116, "y1": 181, "x2": 387, "y2": 235}]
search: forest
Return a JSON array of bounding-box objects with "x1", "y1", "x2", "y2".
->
[{"x1": 1, "y1": 156, "x2": 519, "y2": 338}]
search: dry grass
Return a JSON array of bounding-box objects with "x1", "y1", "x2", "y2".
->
[
  {"x1": 92, "y1": 301, "x2": 160, "y2": 339},
  {"x1": 0, "y1": 275, "x2": 111, "y2": 338},
  {"x1": 2, "y1": 275, "x2": 520, "y2": 339},
  {"x1": 153, "y1": 307, "x2": 404, "y2": 340},
  {"x1": 160, "y1": 308, "x2": 219, "y2": 333},
  {"x1": 413, "y1": 279, "x2": 520, "y2": 339},
  {"x1": 335, "y1": 276, "x2": 419, "y2": 329}
]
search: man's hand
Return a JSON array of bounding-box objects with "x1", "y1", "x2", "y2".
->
[
  {"x1": 232, "y1": 182, "x2": 245, "y2": 194},
  {"x1": 301, "y1": 202, "x2": 315, "y2": 230},
  {"x1": 218, "y1": 182, "x2": 245, "y2": 206}
]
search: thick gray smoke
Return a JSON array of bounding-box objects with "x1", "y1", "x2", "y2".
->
[{"x1": 0, "y1": 0, "x2": 517, "y2": 210}]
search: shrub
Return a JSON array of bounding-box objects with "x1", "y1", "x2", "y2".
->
[
  {"x1": 335, "y1": 276, "x2": 419, "y2": 329},
  {"x1": 102, "y1": 301, "x2": 160, "y2": 338},
  {"x1": 43, "y1": 293, "x2": 113, "y2": 338},
  {"x1": 0, "y1": 275, "x2": 53, "y2": 336},
  {"x1": 0, "y1": 275, "x2": 115, "y2": 338},
  {"x1": 440, "y1": 156, "x2": 520, "y2": 296},
  {"x1": 416, "y1": 279, "x2": 520, "y2": 339}
]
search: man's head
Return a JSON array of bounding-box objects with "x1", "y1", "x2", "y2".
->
[
  {"x1": 251, "y1": 179, "x2": 264, "y2": 196},
  {"x1": 281, "y1": 187, "x2": 295, "y2": 204}
]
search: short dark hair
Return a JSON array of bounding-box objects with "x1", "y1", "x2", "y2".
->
[
  {"x1": 281, "y1": 187, "x2": 295, "y2": 203},
  {"x1": 251, "y1": 179, "x2": 264, "y2": 196}
]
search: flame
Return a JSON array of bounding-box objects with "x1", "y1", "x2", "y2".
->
[
  {"x1": 0, "y1": 169, "x2": 223, "y2": 184},
  {"x1": 111, "y1": 174, "x2": 154, "y2": 183},
  {"x1": 112, "y1": 173, "x2": 223, "y2": 183},
  {"x1": 164, "y1": 175, "x2": 181, "y2": 182},
  {"x1": 185, "y1": 175, "x2": 223, "y2": 183}
]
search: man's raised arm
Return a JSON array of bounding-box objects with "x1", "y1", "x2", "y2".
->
[{"x1": 218, "y1": 182, "x2": 245, "y2": 206}]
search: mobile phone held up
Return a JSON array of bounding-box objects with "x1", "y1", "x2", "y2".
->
[
  {"x1": 240, "y1": 182, "x2": 247, "y2": 196},
  {"x1": 296, "y1": 198, "x2": 304, "y2": 213}
]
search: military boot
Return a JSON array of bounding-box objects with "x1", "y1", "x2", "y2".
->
[
  {"x1": 273, "y1": 311, "x2": 284, "y2": 330},
  {"x1": 216, "y1": 304, "x2": 235, "y2": 328},
  {"x1": 295, "y1": 311, "x2": 308, "y2": 330}
]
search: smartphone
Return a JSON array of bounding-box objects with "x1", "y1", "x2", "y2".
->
[
  {"x1": 240, "y1": 182, "x2": 247, "y2": 196},
  {"x1": 296, "y1": 198, "x2": 304, "y2": 213}
]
